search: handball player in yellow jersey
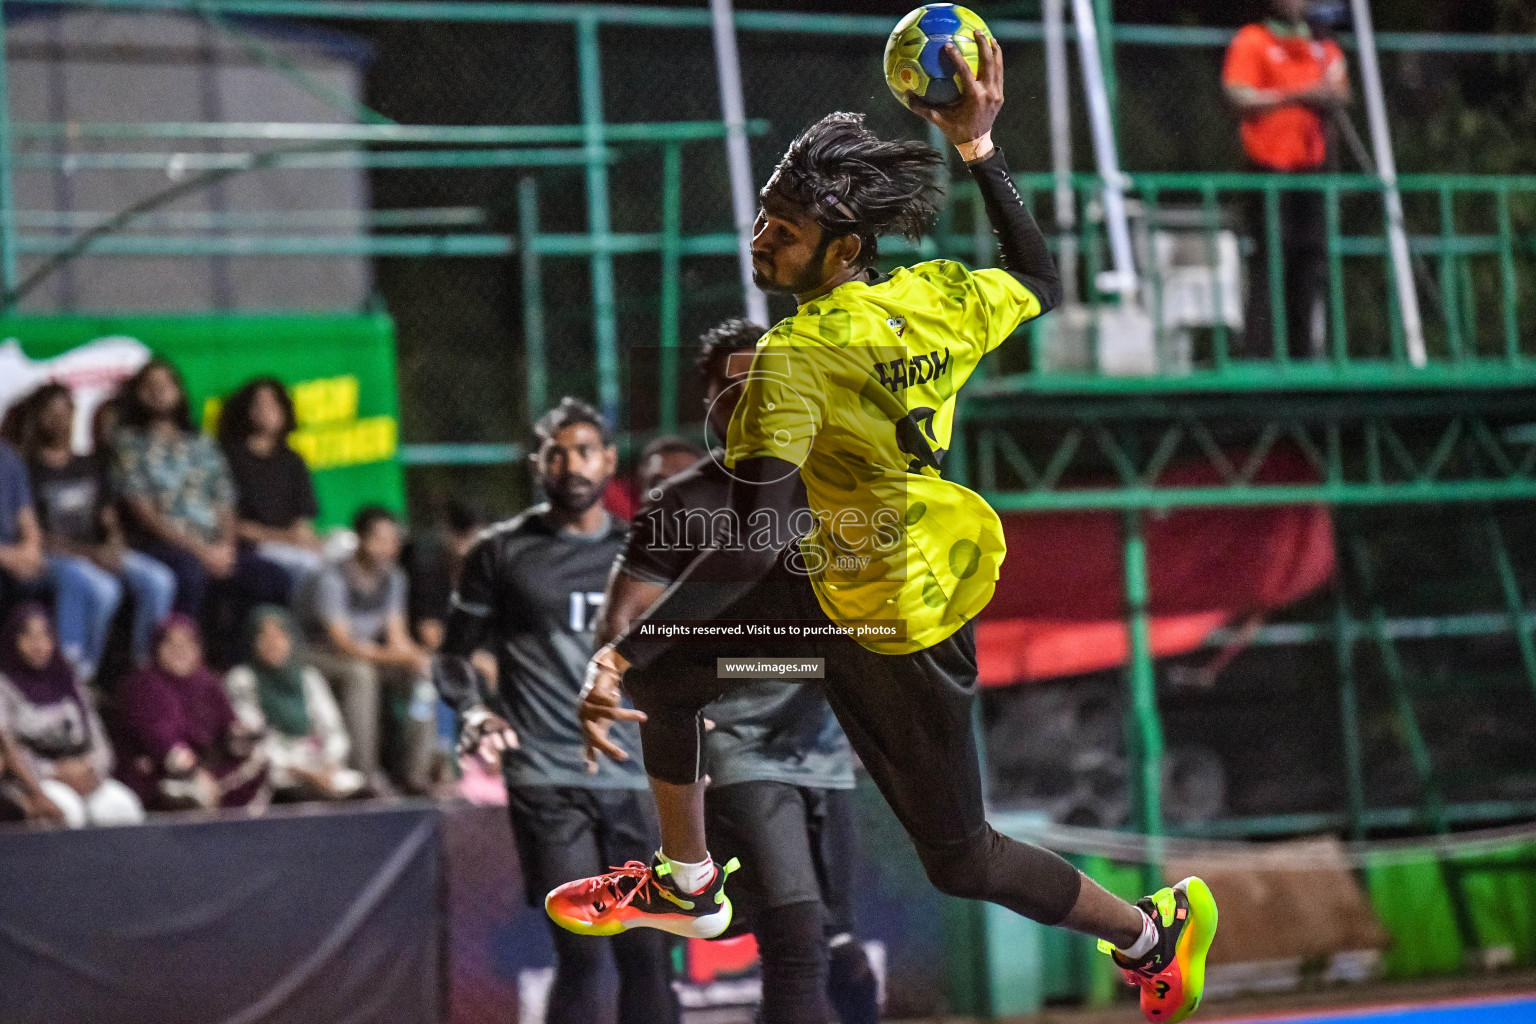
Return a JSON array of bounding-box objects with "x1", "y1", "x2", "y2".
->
[{"x1": 531, "y1": 34, "x2": 1216, "y2": 1024}]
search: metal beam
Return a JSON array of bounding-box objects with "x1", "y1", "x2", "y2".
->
[
  {"x1": 15, "y1": 148, "x2": 613, "y2": 172},
  {"x1": 11, "y1": 207, "x2": 487, "y2": 229},
  {"x1": 518, "y1": 177, "x2": 547, "y2": 423},
  {"x1": 658, "y1": 143, "x2": 683, "y2": 433},
  {"x1": 710, "y1": 0, "x2": 768, "y2": 325},
  {"x1": 1070, "y1": 0, "x2": 1136, "y2": 294},
  {"x1": 1169, "y1": 799, "x2": 1536, "y2": 840},
  {"x1": 1350, "y1": 0, "x2": 1427, "y2": 367},
  {"x1": 983, "y1": 481, "x2": 1536, "y2": 513},
  {"x1": 1121, "y1": 509, "x2": 1164, "y2": 895},
  {"x1": 1043, "y1": 0, "x2": 1078, "y2": 304},
  {"x1": 12, "y1": 119, "x2": 769, "y2": 143},
  {"x1": 10, "y1": 0, "x2": 1535, "y2": 55},
  {"x1": 577, "y1": 16, "x2": 620, "y2": 425}
]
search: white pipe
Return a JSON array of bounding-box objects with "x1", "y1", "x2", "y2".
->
[
  {"x1": 1349, "y1": 0, "x2": 1426, "y2": 367},
  {"x1": 710, "y1": 0, "x2": 769, "y2": 325},
  {"x1": 1044, "y1": 0, "x2": 1079, "y2": 303},
  {"x1": 1069, "y1": 0, "x2": 1137, "y2": 295}
]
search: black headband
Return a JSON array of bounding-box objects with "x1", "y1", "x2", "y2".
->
[{"x1": 765, "y1": 165, "x2": 859, "y2": 231}]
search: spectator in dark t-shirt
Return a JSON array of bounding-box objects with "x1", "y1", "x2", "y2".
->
[
  {"x1": 218, "y1": 378, "x2": 324, "y2": 596},
  {"x1": 19, "y1": 383, "x2": 176, "y2": 674}
]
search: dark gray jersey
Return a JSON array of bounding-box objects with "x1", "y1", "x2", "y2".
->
[
  {"x1": 453, "y1": 506, "x2": 648, "y2": 790},
  {"x1": 619, "y1": 455, "x2": 854, "y2": 791}
]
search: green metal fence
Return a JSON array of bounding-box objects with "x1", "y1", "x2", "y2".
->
[
  {"x1": 6, "y1": 0, "x2": 1536, "y2": 863},
  {"x1": 983, "y1": 172, "x2": 1536, "y2": 387}
]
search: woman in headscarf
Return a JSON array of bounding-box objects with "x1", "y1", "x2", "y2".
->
[
  {"x1": 225, "y1": 606, "x2": 363, "y2": 801},
  {"x1": 0, "y1": 720, "x2": 65, "y2": 825},
  {"x1": 0, "y1": 604, "x2": 145, "y2": 827},
  {"x1": 116, "y1": 614, "x2": 268, "y2": 811}
]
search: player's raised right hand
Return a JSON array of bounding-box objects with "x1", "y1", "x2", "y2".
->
[
  {"x1": 579, "y1": 645, "x2": 646, "y2": 771},
  {"x1": 908, "y1": 30, "x2": 1004, "y2": 152}
]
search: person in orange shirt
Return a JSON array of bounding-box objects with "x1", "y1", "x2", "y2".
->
[{"x1": 1223, "y1": 0, "x2": 1351, "y2": 358}]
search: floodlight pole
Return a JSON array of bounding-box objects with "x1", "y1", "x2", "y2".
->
[
  {"x1": 1349, "y1": 0, "x2": 1426, "y2": 367},
  {"x1": 710, "y1": 0, "x2": 769, "y2": 326},
  {"x1": 1069, "y1": 0, "x2": 1137, "y2": 295},
  {"x1": 1044, "y1": 0, "x2": 1079, "y2": 304}
]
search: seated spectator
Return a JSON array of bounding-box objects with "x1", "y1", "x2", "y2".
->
[
  {"x1": 0, "y1": 719, "x2": 64, "y2": 825},
  {"x1": 116, "y1": 614, "x2": 268, "y2": 811},
  {"x1": 0, "y1": 438, "x2": 47, "y2": 613},
  {"x1": 302, "y1": 506, "x2": 435, "y2": 794},
  {"x1": 217, "y1": 378, "x2": 324, "y2": 596},
  {"x1": 225, "y1": 606, "x2": 364, "y2": 801},
  {"x1": 0, "y1": 603, "x2": 144, "y2": 827},
  {"x1": 110, "y1": 359, "x2": 288, "y2": 662},
  {"x1": 404, "y1": 497, "x2": 488, "y2": 652},
  {"x1": 91, "y1": 395, "x2": 122, "y2": 456},
  {"x1": 19, "y1": 383, "x2": 176, "y2": 676}
]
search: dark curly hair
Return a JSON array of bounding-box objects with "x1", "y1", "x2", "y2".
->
[
  {"x1": 763, "y1": 112, "x2": 945, "y2": 268},
  {"x1": 118, "y1": 358, "x2": 194, "y2": 433},
  {"x1": 217, "y1": 377, "x2": 297, "y2": 450},
  {"x1": 2, "y1": 381, "x2": 71, "y2": 454},
  {"x1": 696, "y1": 317, "x2": 766, "y2": 374},
  {"x1": 533, "y1": 396, "x2": 612, "y2": 446}
]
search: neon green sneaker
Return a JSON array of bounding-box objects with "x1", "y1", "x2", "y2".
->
[
  {"x1": 1098, "y1": 876, "x2": 1218, "y2": 1023},
  {"x1": 546, "y1": 856, "x2": 741, "y2": 939}
]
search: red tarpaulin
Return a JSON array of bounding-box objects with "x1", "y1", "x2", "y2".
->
[{"x1": 976, "y1": 451, "x2": 1336, "y2": 686}]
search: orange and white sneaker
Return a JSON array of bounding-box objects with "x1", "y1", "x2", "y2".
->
[
  {"x1": 546, "y1": 856, "x2": 740, "y2": 939},
  {"x1": 1099, "y1": 876, "x2": 1219, "y2": 1024}
]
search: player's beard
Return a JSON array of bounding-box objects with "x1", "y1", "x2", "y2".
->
[
  {"x1": 545, "y1": 473, "x2": 608, "y2": 514},
  {"x1": 753, "y1": 235, "x2": 836, "y2": 296}
]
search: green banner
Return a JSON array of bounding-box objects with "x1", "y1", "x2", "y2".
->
[{"x1": 0, "y1": 313, "x2": 405, "y2": 529}]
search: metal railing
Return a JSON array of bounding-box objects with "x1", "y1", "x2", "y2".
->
[{"x1": 965, "y1": 172, "x2": 1536, "y2": 391}]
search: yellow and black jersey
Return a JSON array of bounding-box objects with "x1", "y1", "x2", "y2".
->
[{"x1": 725, "y1": 259, "x2": 1044, "y2": 654}]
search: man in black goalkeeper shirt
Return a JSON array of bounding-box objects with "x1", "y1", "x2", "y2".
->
[
  {"x1": 432, "y1": 398, "x2": 678, "y2": 1024},
  {"x1": 593, "y1": 318, "x2": 880, "y2": 1024}
]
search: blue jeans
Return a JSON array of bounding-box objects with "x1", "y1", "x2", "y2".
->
[{"x1": 47, "y1": 551, "x2": 176, "y2": 674}]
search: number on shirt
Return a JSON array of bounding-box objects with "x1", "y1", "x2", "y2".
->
[{"x1": 568, "y1": 591, "x2": 606, "y2": 632}]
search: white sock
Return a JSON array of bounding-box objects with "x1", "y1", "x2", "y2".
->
[
  {"x1": 1116, "y1": 909, "x2": 1160, "y2": 960},
  {"x1": 658, "y1": 850, "x2": 714, "y2": 894}
]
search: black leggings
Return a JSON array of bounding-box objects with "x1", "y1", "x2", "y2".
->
[
  {"x1": 624, "y1": 562, "x2": 1084, "y2": 927},
  {"x1": 507, "y1": 786, "x2": 680, "y2": 1024},
  {"x1": 543, "y1": 922, "x2": 676, "y2": 1024}
]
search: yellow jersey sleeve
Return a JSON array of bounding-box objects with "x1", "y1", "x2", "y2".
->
[
  {"x1": 902, "y1": 260, "x2": 1043, "y2": 355},
  {"x1": 971, "y1": 267, "x2": 1043, "y2": 353},
  {"x1": 723, "y1": 326, "x2": 829, "y2": 469}
]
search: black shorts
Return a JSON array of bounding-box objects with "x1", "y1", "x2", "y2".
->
[
  {"x1": 505, "y1": 785, "x2": 660, "y2": 906},
  {"x1": 626, "y1": 559, "x2": 986, "y2": 876},
  {"x1": 705, "y1": 781, "x2": 861, "y2": 938},
  {"x1": 626, "y1": 564, "x2": 1084, "y2": 925}
]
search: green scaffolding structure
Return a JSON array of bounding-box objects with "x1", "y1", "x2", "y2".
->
[{"x1": 6, "y1": 0, "x2": 1536, "y2": 869}]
